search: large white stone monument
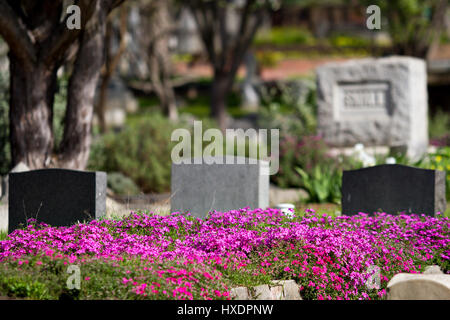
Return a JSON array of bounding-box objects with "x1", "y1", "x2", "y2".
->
[{"x1": 316, "y1": 56, "x2": 428, "y2": 160}]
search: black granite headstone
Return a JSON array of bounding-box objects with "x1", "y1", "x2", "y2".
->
[
  {"x1": 8, "y1": 169, "x2": 106, "y2": 232},
  {"x1": 342, "y1": 164, "x2": 446, "y2": 216}
]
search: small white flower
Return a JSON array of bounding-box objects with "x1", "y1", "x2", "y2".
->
[{"x1": 354, "y1": 143, "x2": 365, "y2": 152}]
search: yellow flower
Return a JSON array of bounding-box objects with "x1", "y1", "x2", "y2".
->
[
  {"x1": 447, "y1": 164, "x2": 450, "y2": 171},
  {"x1": 438, "y1": 166, "x2": 444, "y2": 171},
  {"x1": 435, "y1": 155, "x2": 442, "y2": 163},
  {"x1": 430, "y1": 165, "x2": 435, "y2": 170}
]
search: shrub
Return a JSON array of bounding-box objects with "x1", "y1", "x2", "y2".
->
[
  {"x1": 272, "y1": 135, "x2": 332, "y2": 188},
  {"x1": 429, "y1": 109, "x2": 450, "y2": 147},
  {"x1": 273, "y1": 135, "x2": 364, "y2": 203},
  {"x1": 254, "y1": 27, "x2": 315, "y2": 46},
  {"x1": 88, "y1": 113, "x2": 183, "y2": 193},
  {"x1": 329, "y1": 33, "x2": 372, "y2": 48},
  {"x1": 255, "y1": 51, "x2": 284, "y2": 68},
  {"x1": 416, "y1": 147, "x2": 450, "y2": 201},
  {"x1": 296, "y1": 165, "x2": 342, "y2": 204},
  {"x1": 107, "y1": 172, "x2": 141, "y2": 196},
  {"x1": 258, "y1": 78, "x2": 317, "y2": 138}
]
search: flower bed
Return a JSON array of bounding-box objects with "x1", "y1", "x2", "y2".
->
[{"x1": 0, "y1": 209, "x2": 448, "y2": 300}]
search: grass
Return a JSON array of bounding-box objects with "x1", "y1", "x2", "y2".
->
[
  {"x1": 0, "y1": 230, "x2": 7, "y2": 241},
  {"x1": 254, "y1": 26, "x2": 316, "y2": 47},
  {"x1": 134, "y1": 90, "x2": 251, "y2": 121}
]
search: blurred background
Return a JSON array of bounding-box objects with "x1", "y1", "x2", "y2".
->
[{"x1": 0, "y1": 0, "x2": 449, "y2": 215}]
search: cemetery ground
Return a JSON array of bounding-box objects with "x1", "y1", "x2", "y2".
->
[
  {"x1": 0, "y1": 64, "x2": 450, "y2": 299},
  {"x1": 0, "y1": 207, "x2": 448, "y2": 300}
]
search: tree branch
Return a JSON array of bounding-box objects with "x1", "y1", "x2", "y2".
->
[
  {"x1": 43, "y1": 0, "x2": 99, "y2": 66},
  {"x1": 190, "y1": 5, "x2": 217, "y2": 67},
  {"x1": 0, "y1": 1, "x2": 36, "y2": 70}
]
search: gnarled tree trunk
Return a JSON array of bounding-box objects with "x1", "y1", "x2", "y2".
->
[
  {"x1": 57, "y1": 8, "x2": 108, "y2": 169},
  {"x1": 0, "y1": 0, "x2": 125, "y2": 170},
  {"x1": 9, "y1": 57, "x2": 58, "y2": 169}
]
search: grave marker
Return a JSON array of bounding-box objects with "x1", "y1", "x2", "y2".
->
[
  {"x1": 8, "y1": 169, "x2": 106, "y2": 232},
  {"x1": 171, "y1": 156, "x2": 269, "y2": 218},
  {"x1": 387, "y1": 273, "x2": 450, "y2": 300},
  {"x1": 342, "y1": 164, "x2": 446, "y2": 216},
  {"x1": 317, "y1": 56, "x2": 428, "y2": 160}
]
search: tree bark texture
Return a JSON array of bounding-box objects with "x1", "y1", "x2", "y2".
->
[{"x1": 0, "y1": 0, "x2": 126, "y2": 170}]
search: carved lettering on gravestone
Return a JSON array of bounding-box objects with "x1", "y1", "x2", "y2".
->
[{"x1": 335, "y1": 82, "x2": 391, "y2": 119}]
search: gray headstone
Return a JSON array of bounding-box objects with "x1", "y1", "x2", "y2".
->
[
  {"x1": 387, "y1": 273, "x2": 450, "y2": 300},
  {"x1": 317, "y1": 56, "x2": 428, "y2": 161},
  {"x1": 8, "y1": 169, "x2": 106, "y2": 232},
  {"x1": 171, "y1": 156, "x2": 269, "y2": 218},
  {"x1": 342, "y1": 164, "x2": 446, "y2": 216}
]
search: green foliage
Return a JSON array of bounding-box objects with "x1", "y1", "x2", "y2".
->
[
  {"x1": 255, "y1": 51, "x2": 284, "y2": 67},
  {"x1": 0, "y1": 230, "x2": 8, "y2": 241},
  {"x1": 52, "y1": 76, "x2": 68, "y2": 152},
  {"x1": 329, "y1": 33, "x2": 372, "y2": 48},
  {"x1": 254, "y1": 26, "x2": 316, "y2": 46},
  {"x1": 178, "y1": 91, "x2": 247, "y2": 119},
  {"x1": 429, "y1": 109, "x2": 450, "y2": 144},
  {"x1": 0, "y1": 255, "x2": 231, "y2": 300},
  {"x1": 0, "y1": 276, "x2": 51, "y2": 299},
  {"x1": 296, "y1": 166, "x2": 342, "y2": 204},
  {"x1": 258, "y1": 78, "x2": 317, "y2": 137},
  {"x1": 273, "y1": 135, "x2": 330, "y2": 188},
  {"x1": 89, "y1": 109, "x2": 270, "y2": 194},
  {"x1": 416, "y1": 147, "x2": 450, "y2": 201},
  {"x1": 359, "y1": 0, "x2": 444, "y2": 56},
  {"x1": 107, "y1": 172, "x2": 141, "y2": 196},
  {"x1": 88, "y1": 113, "x2": 183, "y2": 193}
]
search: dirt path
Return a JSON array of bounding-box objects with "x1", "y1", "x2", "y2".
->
[{"x1": 174, "y1": 57, "x2": 351, "y2": 81}]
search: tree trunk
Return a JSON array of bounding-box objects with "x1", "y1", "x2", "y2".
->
[
  {"x1": 2, "y1": 0, "x2": 124, "y2": 171},
  {"x1": 97, "y1": 6, "x2": 128, "y2": 132},
  {"x1": 211, "y1": 72, "x2": 230, "y2": 131},
  {"x1": 97, "y1": 72, "x2": 110, "y2": 133},
  {"x1": 9, "y1": 55, "x2": 58, "y2": 169},
  {"x1": 145, "y1": 0, "x2": 178, "y2": 121},
  {"x1": 149, "y1": 53, "x2": 178, "y2": 121},
  {"x1": 57, "y1": 10, "x2": 107, "y2": 169}
]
